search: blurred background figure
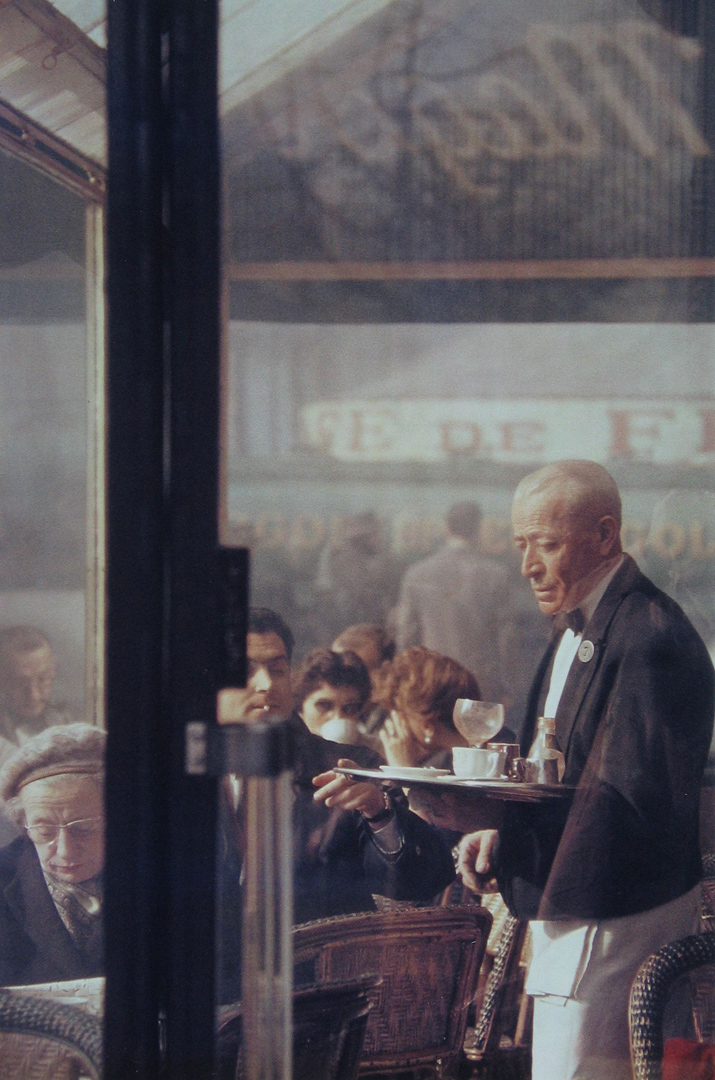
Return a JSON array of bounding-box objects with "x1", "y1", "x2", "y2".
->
[
  {"x1": 0, "y1": 723, "x2": 105, "y2": 986},
  {"x1": 376, "y1": 646, "x2": 478, "y2": 769},
  {"x1": 643, "y1": 488, "x2": 715, "y2": 652},
  {"x1": 314, "y1": 512, "x2": 398, "y2": 642},
  {"x1": 332, "y1": 623, "x2": 395, "y2": 679},
  {"x1": 0, "y1": 628, "x2": 73, "y2": 764},
  {"x1": 643, "y1": 489, "x2": 715, "y2": 857},
  {"x1": 395, "y1": 502, "x2": 513, "y2": 703},
  {"x1": 332, "y1": 623, "x2": 395, "y2": 735},
  {"x1": 294, "y1": 647, "x2": 381, "y2": 753}
]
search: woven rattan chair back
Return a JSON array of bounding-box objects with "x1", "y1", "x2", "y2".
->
[
  {"x1": 293, "y1": 906, "x2": 492, "y2": 1079},
  {"x1": 701, "y1": 852, "x2": 715, "y2": 930},
  {"x1": 464, "y1": 913, "x2": 531, "y2": 1079},
  {"x1": 0, "y1": 989, "x2": 102, "y2": 1080},
  {"x1": 471, "y1": 914, "x2": 529, "y2": 1055},
  {"x1": 218, "y1": 975, "x2": 379, "y2": 1080},
  {"x1": 629, "y1": 931, "x2": 715, "y2": 1080}
]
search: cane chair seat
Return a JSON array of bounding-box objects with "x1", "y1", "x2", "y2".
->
[{"x1": 293, "y1": 906, "x2": 492, "y2": 1078}]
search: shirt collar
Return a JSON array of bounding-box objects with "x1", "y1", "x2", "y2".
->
[{"x1": 579, "y1": 555, "x2": 625, "y2": 625}]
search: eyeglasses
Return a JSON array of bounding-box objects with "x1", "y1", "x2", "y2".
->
[{"x1": 24, "y1": 817, "x2": 103, "y2": 845}]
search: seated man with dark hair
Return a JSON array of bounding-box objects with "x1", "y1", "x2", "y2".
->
[{"x1": 216, "y1": 608, "x2": 456, "y2": 1003}]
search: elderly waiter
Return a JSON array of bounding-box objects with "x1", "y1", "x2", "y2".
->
[{"x1": 457, "y1": 460, "x2": 714, "y2": 1080}]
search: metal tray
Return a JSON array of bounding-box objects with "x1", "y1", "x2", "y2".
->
[{"x1": 334, "y1": 766, "x2": 575, "y2": 804}]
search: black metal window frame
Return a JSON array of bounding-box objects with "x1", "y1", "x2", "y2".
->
[{"x1": 105, "y1": 2, "x2": 222, "y2": 1076}]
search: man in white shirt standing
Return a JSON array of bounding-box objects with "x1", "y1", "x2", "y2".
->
[{"x1": 457, "y1": 460, "x2": 714, "y2": 1080}]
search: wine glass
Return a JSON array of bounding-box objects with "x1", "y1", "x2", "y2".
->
[{"x1": 452, "y1": 699, "x2": 505, "y2": 747}]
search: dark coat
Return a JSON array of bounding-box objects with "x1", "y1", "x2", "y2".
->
[
  {"x1": 0, "y1": 836, "x2": 102, "y2": 986},
  {"x1": 217, "y1": 713, "x2": 456, "y2": 1001},
  {"x1": 497, "y1": 555, "x2": 715, "y2": 922}
]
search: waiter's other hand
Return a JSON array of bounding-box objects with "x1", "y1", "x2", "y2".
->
[
  {"x1": 457, "y1": 829, "x2": 500, "y2": 894},
  {"x1": 312, "y1": 758, "x2": 385, "y2": 818}
]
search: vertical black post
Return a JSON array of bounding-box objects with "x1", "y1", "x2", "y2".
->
[
  {"x1": 105, "y1": 1, "x2": 222, "y2": 1076},
  {"x1": 164, "y1": 0, "x2": 222, "y2": 1076},
  {"x1": 104, "y1": 2, "x2": 166, "y2": 1078}
]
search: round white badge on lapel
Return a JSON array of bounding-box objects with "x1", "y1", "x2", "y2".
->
[{"x1": 578, "y1": 640, "x2": 595, "y2": 663}]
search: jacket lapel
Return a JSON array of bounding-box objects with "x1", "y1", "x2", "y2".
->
[
  {"x1": 5, "y1": 841, "x2": 91, "y2": 980},
  {"x1": 555, "y1": 554, "x2": 642, "y2": 754}
]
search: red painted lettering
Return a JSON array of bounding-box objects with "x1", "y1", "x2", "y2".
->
[
  {"x1": 620, "y1": 522, "x2": 648, "y2": 557},
  {"x1": 698, "y1": 409, "x2": 715, "y2": 454},
  {"x1": 349, "y1": 409, "x2": 395, "y2": 454},
  {"x1": 500, "y1": 421, "x2": 546, "y2": 455},
  {"x1": 313, "y1": 409, "x2": 340, "y2": 453},
  {"x1": 609, "y1": 409, "x2": 675, "y2": 459},
  {"x1": 441, "y1": 422, "x2": 482, "y2": 456},
  {"x1": 690, "y1": 523, "x2": 715, "y2": 560}
]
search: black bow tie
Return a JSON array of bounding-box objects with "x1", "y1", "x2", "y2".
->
[{"x1": 553, "y1": 608, "x2": 585, "y2": 634}]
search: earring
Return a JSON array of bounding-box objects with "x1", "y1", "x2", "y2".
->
[{"x1": 424, "y1": 731, "x2": 433, "y2": 746}]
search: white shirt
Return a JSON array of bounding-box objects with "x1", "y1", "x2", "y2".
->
[{"x1": 542, "y1": 557, "x2": 624, "y2": 719}]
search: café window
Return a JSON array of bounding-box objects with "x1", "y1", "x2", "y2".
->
[
  {"x1": 220, "y1": 0, "x2": 715, "y2": 711},
  {"x1": 0, "y1": 0, "x2": 713, "y2": 1073},
  {"x1": 0, "y1": 139, "x2": 104, "y2": 741},
  {"x1": 217, "y1": 0, "x2": 715, "y2": 1067}
]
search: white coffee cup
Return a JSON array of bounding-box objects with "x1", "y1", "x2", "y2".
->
[
  {"x1": 452, "y1": 746, "x2": 506, "y2": 779},
  {"x1": 319, "y1": 718, "x2": 362, "y2": 745}
]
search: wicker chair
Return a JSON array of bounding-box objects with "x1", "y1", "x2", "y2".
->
[
  {"x1": 0, "y1": 988, "x2": 102, "y2": 1080},
  {"x1": 218, "y1": 975, "x2": 379, "y2": 1080},
  {"x1": 701, "y1": 852, "x2": 715, "y2": 929},
  {"x1": 465, "y1": 913, "x2": 531, "y2": 1079},
  {"x1": 629, "y1": 931, "x2": 715, "y2": 1080},
  {"x1": 293, "y1": 906, "x2": 492, "y2": 1079}
]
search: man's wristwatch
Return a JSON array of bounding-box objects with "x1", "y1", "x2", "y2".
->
[{"x1": 363, "y1": 789, "x2": 394, "y2": 826}]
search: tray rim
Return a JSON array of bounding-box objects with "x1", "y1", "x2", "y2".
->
[{"x1": 333, "y1": 765, "x2": 574, "y2": 802}]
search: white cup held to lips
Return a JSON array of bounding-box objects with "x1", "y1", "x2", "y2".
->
[{"x1": 452, "y1": 746, "x2": 507, "y2": 779}]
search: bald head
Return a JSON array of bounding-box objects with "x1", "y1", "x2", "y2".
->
[
  {"x1": 512, "y1": 461, "x2": 623, "y2": 616},
  {"x1": 514, "y1": 461, "x2": 622, "y2": 533}
]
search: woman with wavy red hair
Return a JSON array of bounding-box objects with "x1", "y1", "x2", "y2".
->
[{"x1": 376, "y1": 646, "x2": 480, "y2": 769}]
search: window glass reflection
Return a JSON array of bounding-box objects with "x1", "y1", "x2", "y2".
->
[
  {"x1": 218, "y1": 0, "x2": 715, "y2": 1074},
  {"x1": 0, "y1": 146, "x2": 102, "y2": 1023}
]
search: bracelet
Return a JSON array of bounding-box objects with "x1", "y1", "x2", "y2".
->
[{"x1": 364, "y1": 790, "x2": 394, "y2": 825}]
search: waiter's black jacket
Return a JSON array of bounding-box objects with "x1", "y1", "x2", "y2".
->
[{"x1": 497, "y1": 555, "x2": 715, "y2": 922}]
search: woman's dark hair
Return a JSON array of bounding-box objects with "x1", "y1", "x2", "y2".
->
[
  {"x1": 248, "y1": 607, "x2": 294, "y2": 660},
  {"x1": 294, "y1": 649, "x2": 371, "y2": 711}
]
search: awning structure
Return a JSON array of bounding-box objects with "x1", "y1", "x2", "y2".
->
[
  {"x1": 0, "y1": 0, "x2": 399, "y2": 166},
  {"x1": 1, "y1": 0, "x2": 712, "y2": 283},
  {"x1": 0, "y1": 0, "x2": 105, "y2": 164}
]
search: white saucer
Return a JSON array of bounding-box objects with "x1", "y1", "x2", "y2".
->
[{"x1": 378, "y1": 766, "x2": 451, "y2": 781}]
